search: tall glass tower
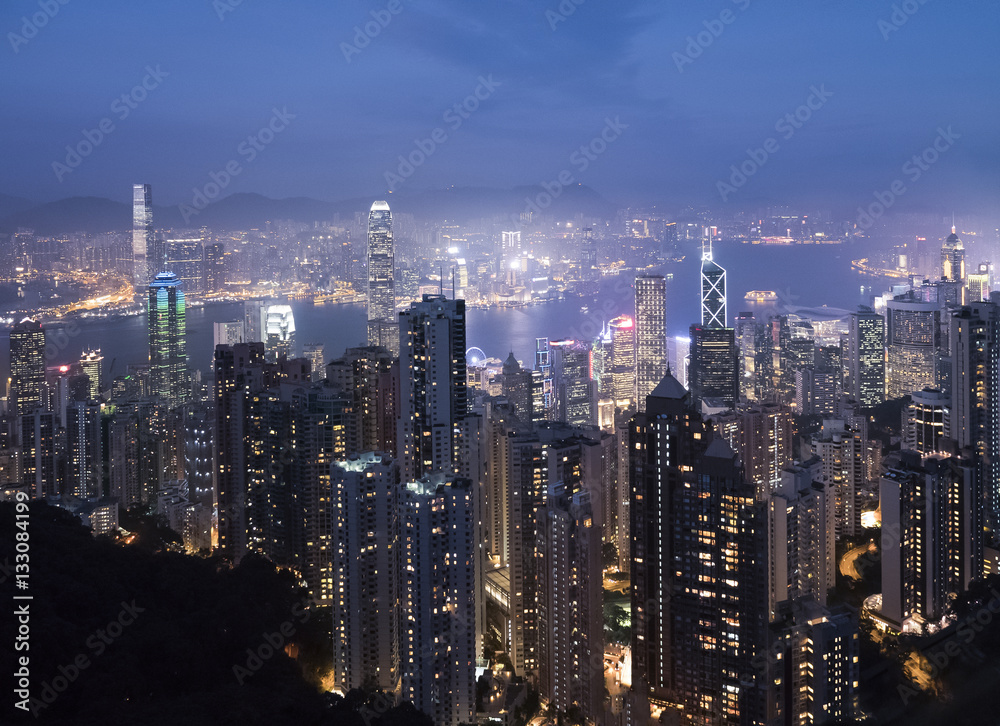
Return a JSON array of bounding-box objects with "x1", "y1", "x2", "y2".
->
[
  {"x1": 132, "y1": 184, "x2": 154, "y2": 284},
  {"x1": 367, "y1": 201, "x2": 397, "y2": 355},
  {"x1": 941, "y1": 224, "x2": 966, "y2": 282},
  {"x1": 701, "y1": 240, "x2": 727, "y2": 328},
  {"x1": 148, "y1": 272, "x2": 187, "y2": 406},
  {"x1": 635, "y1": 275, "x2": 667, "y2": 409},
  {"x1": 9, "y1": 319, "x2": 45, "y2": 418}
]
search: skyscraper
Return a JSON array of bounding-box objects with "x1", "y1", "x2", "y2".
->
[
  {"x1": 701, "y1": 240, "x2": 727, "y2": 328},
  {"x1": 397, "y1": 294, "x2": 467, "y2": 481},
  {"x1": 885, "y1": 295, "x2": 941, "y2": 399},
  {"x1": 950, "y1": 301, "x2": 1000, "y2": 519},
  {"x1": 967, "y1": 262, "x2": 991, "y2": 303},
  {"x1": 203, "y1": 242, "x2": 226, "y2": 293},
  {"x1": 367, "y1": 201, "x2": 397, "y2": 355},
  {"x1": 941, "y1": 224, "x2": 966, "y2": 282},
  {"x1": 148, "y1": 272, "x2": 188, "y2": 407},
  {"x1": 164, "y1": 236, "x2": 204, "y2": 293},
  {"x1": 609, "y1": 314, "x2": 635, "y2": 405},
  {"x1": 688, "y1": 324, "x2": 738, "y2": 410},
  {"x1": 79, "y1": 349, "x2": 103, "y2": 400},
  {"x1": 551, "y1": 339, "x2": 596, "y2": 427},
  {"x1": 904, "y1": 388, "x2": 950, "y2": 455},
  {"x1": 9, "y1": 319, "x2": 45, "y2": 419},
  {"x1": 629, "y1": 372, "x2": 767, "y2": 723},
  {"x1": 263, "y1": 304, "x2": 296, "y2": 361},
  {"x1": 303, "y1": 343, "x2": 325, "y2": 382},
  {"x1": 635, "y1": 275, "x2": 667, "y2": 409},
  {"x1": 846, "y1": 306, "x2": 885, "y2": 406},
  {"x1": 132, "y1": 183, "x2": 154, "y2": 283}
]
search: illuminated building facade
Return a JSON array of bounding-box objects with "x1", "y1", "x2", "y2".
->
[
  {"x1": 263, "y1": 304, "x2": 296, "y2": 362},
  {"x1": 367, "y1": 201, "x2": 398, "y2": 355},
  {"x1": 846, "y1": 306, "x2": 885, "y2": 406},
  {"x1": 148, "y1": 272, "x2": 188, "y2": 407},
  {"x1": 635, "y1": 275, "x2": 667, "y2": 409},
  {"x1": 9, "y1": 319, "x2": 45, "y2": 419},
  {"x1": 688, "y1": 324, "x2": 738, "y2": 410},
  {"x1": 903, "y1": 388, "x2": 950, "y2": 455},
  {"x1": 885, "y1": 296, "x2": 940, "y2": 399},
  {"x1": 629, "y1": 373, "x2": 767, "y2": 723},
  {"x1": 609, "y1": 314, "x2": 635, "y2": 405},
  {"x1": 132, "y1": 183, "x2": 154, "y2": 283}
]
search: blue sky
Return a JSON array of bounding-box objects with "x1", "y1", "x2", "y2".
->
[{"x1": 2, "y1": 0, "x2": 997, "y2": 213}]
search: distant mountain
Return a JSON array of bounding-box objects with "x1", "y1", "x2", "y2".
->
[
  {"x1": 0, "y1": 185, "x2": 619, "y2": 235},
  {"x1": 0, "y1": 193, "x2": 36, "y2": 220}
]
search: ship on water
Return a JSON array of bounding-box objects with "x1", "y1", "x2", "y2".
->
[{"x1": 744, "y1": 290, "x2": 778, "y2": 302}]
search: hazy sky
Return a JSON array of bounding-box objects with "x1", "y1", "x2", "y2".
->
[{"x1": 2, "y1": 0, "x2": 998, "y2": 213}]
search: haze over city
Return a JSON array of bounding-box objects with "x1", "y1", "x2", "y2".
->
[{"x1": 2, "y1": 3, "x2": 1000, "y2": 726}]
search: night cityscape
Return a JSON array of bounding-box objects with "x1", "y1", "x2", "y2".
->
[{"x1": 2, "y1": 2, "x2": 1000, "y2": 725}]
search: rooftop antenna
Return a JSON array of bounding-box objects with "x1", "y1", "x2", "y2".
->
[{"x1": 952, "y1": 212, "x2": 956, "y2": 235}]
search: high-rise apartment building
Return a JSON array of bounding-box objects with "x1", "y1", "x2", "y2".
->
[
  {"x1": 903, "y1": 388, "x2": 950, "y2": 455},
  {"x1": 164, "y1": 236, "x2": 204, "y2": 293},
  {"x1": 367, "y1": 201, "x2": 397, "y2": 355},
  {"x1": 810, "y1": 420, "x2": 866, "y2": 539},
  {"x1": 629, "y1": 373, "x2": 767, "y2": 723},
  {"x1": 327, "y1": 346, "x2": 399, "y2": 457},
  {"x1": 148, "y1": 272, "x2": 188, "y2": 407},
  {"x1": 397, "y1": 295, "x2": 467, "y2": 481},
  {"x1": 203, "y1": 242, "x2": 226, "y2": 293},
  {"x1": 635, "y1": 275, "x2": 667, "y2": 409}
]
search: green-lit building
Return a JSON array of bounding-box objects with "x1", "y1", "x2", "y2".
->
[{"x1": 148, "y1": 272, "x2": 188, "y2": 406}]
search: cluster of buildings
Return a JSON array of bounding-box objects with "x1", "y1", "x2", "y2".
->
[{"x1": 4, "y1": 186, "x2": 999, "y2": 725}]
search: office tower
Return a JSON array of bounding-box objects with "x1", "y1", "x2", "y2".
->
[
  {"x1": 331, "y1": 453, "x2": 401, "y2": 695},
  {"x1": 535, "y1": 338, "x2": 555, "y2": 420},
  {"x1": 303, "y1": 343, "x2": 325, "y2": 382},
  {"x1": 243, "y1": 300, "x2": 265, "y2": 343},
  {"x1": 903, "y1": 388, "x2": 950, "y2": 455},
  {"x1": 885, "y1": 295, "x2": 941, "y2": 399},
  {"x1": 950, "y1": 301, "x2": 1000, "y2": 518},
  {"x1": 967, "y1": 262, "x2": 991, "y2": 303},
  {"x1": 79, "y1": 349, "x2": 102, "y2": 400},
  {"x1": 701, "y1": 241, "x2": 727, "y2": 327},
  {"x1": 880, "y1": 451, "x2": 983, "y2": 627},
  {"x1": 635, "y1": 275, "x2": 667, "y2": 409},
  {"x1": 846, "y1": 306, "x2": 885, "y2": 406},
  {"x1": 164, "y1": 236, "x2": 204, "y2": 293},
  {"x1": 263, "y1": 304, "x2": 296, "y2": 361},
  {"x1": 367, "y1": 201, "x2": 397, "y2": 355},
  {"x1": 21, "y1": 410, "x2": 57, "y2": 498},
  {"x1": 609, "y1": 314, "x2": 635, "y2": 405},
  {"x1": 551, "y1": 339, "x2": 596, "y2": 427},
  {"x1": 65, "y1": 400, "x2": 102, "y2": 498},
  {"x1": 810, "y1": 420, "x2": 865, "y2": 539},
  {"x1": 768, "y1": 459, "x2": 835, "y2": 613},
  {"x1": 399, "y1": 474, "x2": 477, "y2": 726},
  {"x1": 327, "y1": 346, "x2": 399, "y2": 456},
  {"x1": 397, "y1": 295, "x2": 467, "y2": 481},
  {"x1": 767, "y1": 600, "x2": 859, "y2": 725},
  {"x1": 536, "y1": 487, "x2": 604, "y2": 722},
  {"x1": 941, "y1": 225, "x2": 966, "y2": 282},
  {"x1": 734, "y1": 311, "x2": 757, "y2": 400},
  {"x1": 9, "y1": 319, "x2": 45, "y2": 419},
  {"x1": 580, "y1": 227, "x2": 598, "y2": 280},
  {"x1": 629, "y1": 373, "x2": 767, "y2": 724},
  {"x1": 132, "y1": 183, "x2": 154, "y2": 283},
  {"x1": 688, "y1": 324, "x2": 738, "y2": 410},
  {"x1": 668, "y1": 335, "x2": 691, "y2": 388},
  {"x1": 203, "y1": 242, "x2": 226, "y2": 293},
  {"x1": 148, "y1": 272, "x2": 187, "y2": 407},
  {"x1": 213, "y1": 321, "x2": 245, "y2": 348}
]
